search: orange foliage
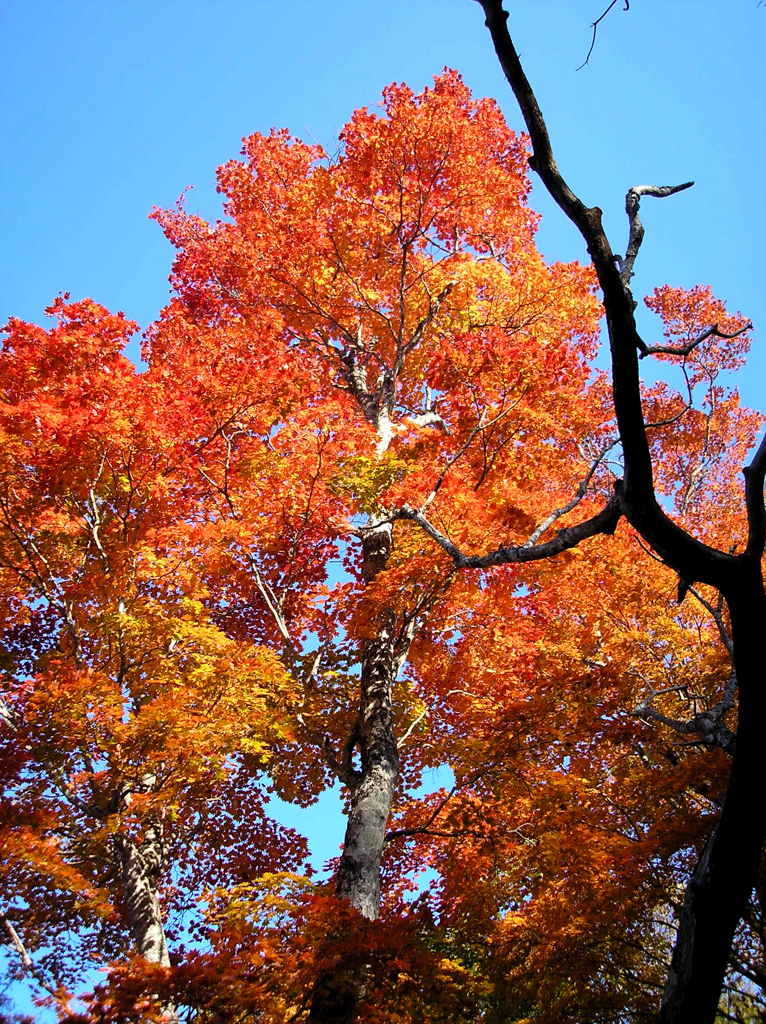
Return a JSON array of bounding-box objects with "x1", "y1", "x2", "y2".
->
[{"x1": 1, "y1": 73, "x2": 760, "y2": 1022}]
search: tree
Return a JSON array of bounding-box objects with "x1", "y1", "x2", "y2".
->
[
  {"x1": 0, "y1": 298, "x2": 305, "y2": 1021},
  {"x1": 472, "y1": 1, "x2": 766, "y2": 1021},
  {"x1": 0, "y1": 68, "x2": 761, "y2": 1024}
]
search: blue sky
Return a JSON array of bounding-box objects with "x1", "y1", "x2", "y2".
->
[
  {"x1": 2, "y1": 0, "x2": 764, "y2": 403},
  {"x1": 1, "y1": 0, "x2": 764, "y2": 1014}
]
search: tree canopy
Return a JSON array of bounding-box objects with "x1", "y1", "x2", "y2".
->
[{"x1": 1, "y1": 18, "x2": 764, "y2": 1024}]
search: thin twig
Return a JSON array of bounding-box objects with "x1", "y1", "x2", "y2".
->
[{"x1": 576, "y1": 0, "x2": 629, "y2": 71}]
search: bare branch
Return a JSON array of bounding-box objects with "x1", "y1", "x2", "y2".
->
[
  {"x1": 688, "y1": 586, "x2": 733, "y2": 656},
  {"x1": 576, "y1": 0, "x2": 630, "y2": 72},
  {"x1": 385, "y1": 783, "x2": 458, "y2": 845},
  {"x1": 744, "y1": 431, "x2": 766, "y2": 559},
  {"x1": 640, "y1": 322, "x2": 751, "y2": 361},
  {"x1": 422, "y1": 404, "x2": 515, "y2": 512},
  {"x1": 396, "y1": 490, "x2": 621, "y2": 570},
  {"x1": 474, "y1": 1, "x2": 740, "y2": 592},
  {"x1": 295, "y1": 712, "x2": 362, "y2": 789},
  {"x1": 0, "y1": 693, "x2": 19, "y2": 732},
  {"x1": 475, "y1": 0, "x2": 599, "y2": 241},
  {"x1": 618, "y1": 183, "x2": 694, "y2": 290},
  {"x1": 397, "y1": 706, "x2": 428, "y2": 751},
  {"x1": 636, "y1": 666, "x2": 737, "y2": 755},
  {"x1": 1, "y1": 907, "x2": 68, "y2": 1006},
  {"x1": 397, "y1": 281, "x2": 455, "y2": 367},
  {"x1": 247, "y1": 553, "x2": 294, "y2": 650},
  {"x1": 524, "y1": 437, "x2": 618, "y2": 546}
]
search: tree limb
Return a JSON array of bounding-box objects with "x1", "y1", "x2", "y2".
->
[
  {"x1": 396, "y1": 490, "x2": 621, "y2": 569},
  {"x1": 523, "y1": 438, "x2": 618, "y2": 546},
  {"x1": 744, "y1": 431, "x2": 766, "y2": 559},
  {"x1": 639, "y1": 322, "x2": 751, "y2": 361},
  {"x1": 576, "y1": 0, "x2": 630, "y2": 71},
  {"x1": 618, "y1": 183, "x2": 694, "y2": 290},
  {"x1": 474, "y1": 0, "x2": 739, "y2": 592},
  {"x1": 0, "y1": 907, "x2": 69, "y2": 1006}
]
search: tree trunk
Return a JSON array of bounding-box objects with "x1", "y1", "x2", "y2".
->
[
  {"x1": 335, "y1": 602, "x2": 400, "y2": 920},
  {"x1": 308, "y1": 520, "x2": 402, "y2": 1024},
  {"x1": 660, "y1": 580, "x2": 766, "y2": 1023},
  {"x1": 114, "y1": 821, "x2": 178, "y2": 1022}
]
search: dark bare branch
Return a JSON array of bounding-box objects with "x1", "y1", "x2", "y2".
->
[
  {"x1": 396, "y1": 490, "x2": 621, "y2": 569},
  {"x1": 474, "y1": 0, "x2": 740, "y2": 593},
  {"x1": 576, "y1": 0, "x2": 630, "y2": 71},
  {"x1": 640, "y1": 322, "x2": 751, "y2": 360},
  {"x1": 524, "y1": 437, "x2": 618, "y2": 546},
  {"x1": 688, "y1": 586, "x2": 733, "y2": 657},
  {"x1": 636, "y1": 666, "x2": 737, "y2": 756},
  {"x1": 296, "y1": 712, "x2": 362, "y2": 789},
  {"x1": 474, "y1": 0, "x2": 604, "y2": 248},
  {"x1": 422, "y1": 403, "x2": 517, "y2": 511},
  {"x1": 744, "y1": 431, "x2": 766, "y2": 559}
]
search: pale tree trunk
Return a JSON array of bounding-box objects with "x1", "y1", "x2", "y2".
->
[
  {"x1": 114, "y1": 821, "x2": 179, "y2": 1023},
  {"x1": 308, "y1": 519, "x2": 404, "y2": 1024}
]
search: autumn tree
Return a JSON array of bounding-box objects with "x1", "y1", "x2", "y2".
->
[
  {"x1": 0, "y1": 65, "x2": 761, "y2": 1024},
  {"x1": 0, "y1": 299, "x2": 306, "y2": 1020}
]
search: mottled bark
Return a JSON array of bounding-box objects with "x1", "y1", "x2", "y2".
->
[
  {"x1": 308, "y1": 520, "x2": 403, "y2": 1024},
  {"x1": 335, "y1": 521, "x2": 399, "y2": 920},
  {"x1": 114, "y1": 821, "x2": 178, "y2": 1022}
]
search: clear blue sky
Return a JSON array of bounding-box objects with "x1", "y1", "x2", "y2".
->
[{"x1": 1, "y1": 0, "x2": 764, "y2": 1014}]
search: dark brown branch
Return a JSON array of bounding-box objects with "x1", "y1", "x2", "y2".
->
[
  {"x1": 385, "y1": 783, "x2": 458, "y2": 844},
  {"x1": 295, "y1": 712, "x2": 362, "y2": 789},
  {"x1": 636, "y1": 667, "x2": 738, "y2": 756},
  {"x1": 640, "y1": 322, "x2": 751, "y2": 360},
  {"x1": 474, "y1": 0, "x2": 739, "y2": 593},
  {"x1": 524, "y1": 437, "x2": 618, "y2": 546},
  {"x1": 688, "y1": 586, "x2": 733, "y2": 657},
  {"x1": 744, "y1": 431, "x2": 766, "y2": 559},
  {"x1": 474, "y1": 0, "x2": 603, "y2": 247},
  {"x1": 396, "y1": 490, "x2": 621, "y2": 570},
  {"x1": 422, "y1": 402, "x2": 516, "y2": 510}
]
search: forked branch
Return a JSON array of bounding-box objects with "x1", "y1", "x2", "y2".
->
[
  {"x1": 524, "y1": 438, "x2": 618, "y2": 547},
  {"x1": 636, "y1": 667, "x2": 737, "y2": 755},
  {"x1": 576, "y1": 0, "x2": 630, "y2": 71},
  {"x1": 475, "y1": 0, "x2": 739, "y2": 592}
]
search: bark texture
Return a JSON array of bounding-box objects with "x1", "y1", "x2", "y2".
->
[
  {"x1": 308, "y1": 520, "x2": 404, "y2": 1024},
  {"x1": 114, "y1": 821, "x2": 178, "y2": 1022},
  {"x1": 335, "y1": 521, "x2": 399, "y2": 920}
]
